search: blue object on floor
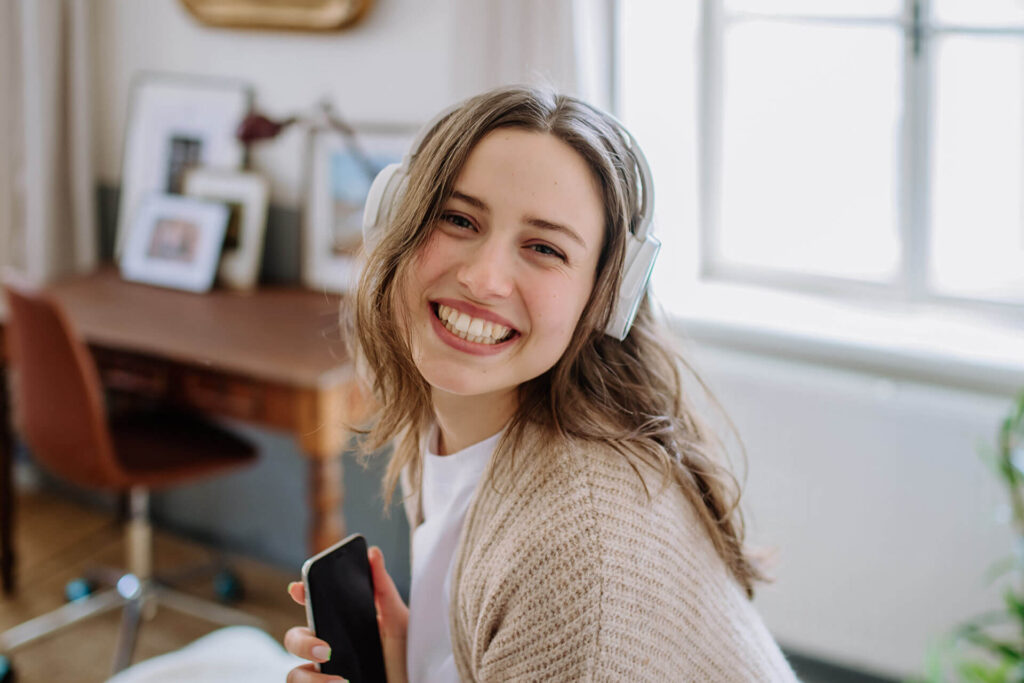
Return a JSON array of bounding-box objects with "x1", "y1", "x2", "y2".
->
[
  {"x1": 213, "y1": 569, "x2": 243, "y2": 603},
  {"x1": 64, "y1": 577, "x2": 95, "y2": 603},
  {"x1": 0, "y1": 653, "x2": 14, "y2": 683}
]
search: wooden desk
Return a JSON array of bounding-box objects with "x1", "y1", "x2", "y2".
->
[{"x1": 0, "y1": 269, "x2": 371, "y2": 594}]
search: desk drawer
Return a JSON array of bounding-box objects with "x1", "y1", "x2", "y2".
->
[
  {"x1": 178, "y1": 370, "x2": 264, "y2": 421},
  {"x1": 94, "y1": 350, "x2": 170, "y2": 398}
]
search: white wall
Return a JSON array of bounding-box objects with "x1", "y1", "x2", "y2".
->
[
  {"x1": 695, "y1": 344, "x2": 1015, "y2": 677},
  {"x1": 90, "y1": 0, "x2": 460, "y2": 205}
]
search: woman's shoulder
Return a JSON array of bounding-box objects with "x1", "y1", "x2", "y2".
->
[
  {"x1": 489, "y1": 428, "x2": 692, "y2": 526},
  {"x1": 467, "y1": 427, "x2": 725, "y2": 585},
  {"x1": 468, "y1": 428, "x2": 765, "y2": 630},
  {"x1": 453, "y1": 428, "x2": 798, "y2": 681}
]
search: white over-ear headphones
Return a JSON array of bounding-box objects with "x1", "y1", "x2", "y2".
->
[{"x1": 362, "y1": 99, "x2": 660, "y2": 341}]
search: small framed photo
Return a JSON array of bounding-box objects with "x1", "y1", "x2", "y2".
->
[
  {"x1": 120, "y1": 194, "x2": 229, "y2": 293},
  {"x1": 116, "y1": 74, "x2": 252, "y2": 257},
  {"x1": 183, "y1": 168, "x2": 269, "y2": 290},
  {"x1": 304, "y1": 126, "x2": 416, "y2": 292}
]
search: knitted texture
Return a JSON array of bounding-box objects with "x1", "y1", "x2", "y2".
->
[{"x1": 444, "y1": 431, "x2": 797, "y2": 682}]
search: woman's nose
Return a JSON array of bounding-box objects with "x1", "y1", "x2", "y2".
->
[{"x1": 456, "y1": 237, "x2": 514, "y2": 299}]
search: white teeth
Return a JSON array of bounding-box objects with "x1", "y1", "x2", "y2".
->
[{"x1": 434, "y1": 303, "x2": 513, "y2": 345}]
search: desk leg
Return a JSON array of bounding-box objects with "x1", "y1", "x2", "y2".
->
[
  {"x1": 298, "y1": 385, "x2": 361, "y2": 554},
  {"x1": 308, "y1": 455, "x2": 345, "y2": 552},
  {"x1": 1, "y1": 370, "x2": 15, "y2": 595}
]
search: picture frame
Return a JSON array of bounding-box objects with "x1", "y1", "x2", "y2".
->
[
  {"x1": 183, "y1": 168, "x2": 269, "y2": 290},
  {"x1": 120, "y1": 194, "x2": 230, "y2": 293},
  {"x1": 304, "y1": 125, "x2": 416, "y2": 293},
  {"x1": 179, "y1": 0, "x2": 374, "y2": 31},
  {"x1": 116, "y1": 74, "x2": 252, "y2": 258}
]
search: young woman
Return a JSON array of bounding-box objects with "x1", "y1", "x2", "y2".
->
[{"x1": 283, "y1": 86, "x2": 796, "y2": 682}]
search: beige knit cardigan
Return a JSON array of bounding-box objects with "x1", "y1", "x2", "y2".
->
[{"x1": 403, "y1": 429, "x2": 797, "y2": 682}]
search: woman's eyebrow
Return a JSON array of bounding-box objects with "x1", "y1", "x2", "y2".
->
[
  {"x1": 451, "y1": 190, "x2": 586, "y2": 249},
  {"x1": 523, "y1": 216, "x2": 586, "y2": 249},
  {"x1": 451, "y1": 190, "x2": 489, "y2": 212}
]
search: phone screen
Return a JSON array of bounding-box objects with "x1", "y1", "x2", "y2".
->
[{"x1": 302, "y1": 534, "x2": 387, "y2": 682}]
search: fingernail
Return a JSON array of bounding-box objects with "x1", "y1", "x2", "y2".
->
[
  {"x1": 312, "y1": 644, "x2": 331, "y2": 661},
  {"x1": 286, "y1": 581, "x2": 297, "y2": 593}
]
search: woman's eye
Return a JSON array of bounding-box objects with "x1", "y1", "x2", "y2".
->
[
  {"x1": 443, "y1": 213, "x2": 475, "y2": 230},
  {"x1": 528, "y1": 243, "x2": 567, "y2": 261}
]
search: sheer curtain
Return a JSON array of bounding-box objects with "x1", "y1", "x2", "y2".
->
[
  {"x1": 0, "y1": 0, "x2": 97, "y2": 284},
  {"x1": 0, "y1": 1, "x2": 24, "y2": 274},
  {"x1": 453, "y1": 0, "x2": 616, "y2": 110}
]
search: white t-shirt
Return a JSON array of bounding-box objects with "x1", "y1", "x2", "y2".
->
[{"x1": 406, "y1": 426, "x2": 499, "y2": 683}]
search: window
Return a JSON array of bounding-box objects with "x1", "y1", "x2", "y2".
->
[{"x1": 619, "y1": 0, "x2": 1024, "y2": 312}]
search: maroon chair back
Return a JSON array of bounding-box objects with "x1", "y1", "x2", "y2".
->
[{"x1": 3, "y1": 278, "x2": 126, "y2": 490}]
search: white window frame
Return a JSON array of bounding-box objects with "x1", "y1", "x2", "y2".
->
[
  {"x1": 700, "y1": 0, "x2": 1024, "y2": 314},
  {"x1": 616, "y1": 0, "x2": 1024, "y2": 395}
]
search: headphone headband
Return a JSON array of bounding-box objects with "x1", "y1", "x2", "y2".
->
[{"x1": 362, "y1": 94, "x2": 660, "y2": 341}]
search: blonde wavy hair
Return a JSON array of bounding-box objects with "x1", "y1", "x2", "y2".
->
[{"x1": 349, "y1": 86, "x2": 764, "y2": 596}]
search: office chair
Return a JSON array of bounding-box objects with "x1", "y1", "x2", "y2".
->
[{"x1": 0, "y1": 277, "x2": 261, "y2": 675}]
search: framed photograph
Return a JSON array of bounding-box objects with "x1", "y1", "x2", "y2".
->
[
  {"x1": 183, "y1": 168, "x2": 269, "y2": 290},
  {"x1": 120, "y1": 194, "x2": 230, "y2": 293},
  {"x1": 304, "y1": 126, "x2": 415, "y2": 292},
  {"x1": 116, "y1": 74, "x2": 251, "y2": 257},
  {"x1": 179, "y1": 0, "x2": 373, "y2": 31}
]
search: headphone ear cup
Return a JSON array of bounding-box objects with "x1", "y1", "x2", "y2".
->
[
  {"x1": 362, "y1": 162, "x2": 407, "y2": 248},
  {"x1": 604, "y1": 234, "x2": 661, "y2": 341}
]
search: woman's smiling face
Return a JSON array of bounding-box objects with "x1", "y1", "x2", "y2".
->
[{"x1": 400, "y1": 127, "x2": 605, "y2": 405}]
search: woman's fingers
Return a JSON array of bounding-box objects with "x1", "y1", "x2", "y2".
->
[
  {"x1": 283, "y1": 626, "x2": 333, "y2": 664},
  {"x1": 285, "y1": 662, "x2": 346, "y2": 683},
  {"x1": 285, "y1": 551, "x2": 406, "y2": 681},
  {"x1": 288, "y1": 580, "x2": 306, "y2": 605},
  {"x1": 367, "y1": 546, "x2": 409, "y2": 683},
  {"x1": 368, "y1": 546, "x2": 409, "y2": 635}
]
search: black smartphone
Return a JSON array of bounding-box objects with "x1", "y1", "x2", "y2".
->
[{"x1": 301, "y1": 534, "x2": 387, "y2": 682}]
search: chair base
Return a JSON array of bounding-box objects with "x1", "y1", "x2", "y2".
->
[{"x1": 0, "y1": 574, "x2": 264, "y2": 675}]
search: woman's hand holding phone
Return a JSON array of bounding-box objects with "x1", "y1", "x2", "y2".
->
[{"x1": 284, "y1": 546, "x2": 408, "y2": 683}]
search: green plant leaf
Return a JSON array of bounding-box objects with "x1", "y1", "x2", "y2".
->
[
  {"x1": 1005, "y1": 589, "x2": 1024, "y2": 626},
  {"x1": 955, "y1": 612, "x2": 1015, "y2": 634},
  {"x1": 1010, "y1": 448, "x2": 1024, "y2": 480},
  {"x1": 980, "y1": 443, "x2": 1002, "y2": 477},
  {"x1": 957, "y1": 659, "x2": 1002, "y2": 683},
  {"x1": 984, "y1": 556, "x2": 1020, "y2": 585},
  {"x1": 959, "y1": 625, "x2": 1024, "y2": 663},
  {"x1": 1011, "y1": 391, "x2": 1024, "y2": 427},
  {"x1": 924, "y1": 392, "x2": 1024, "y2": 683}
]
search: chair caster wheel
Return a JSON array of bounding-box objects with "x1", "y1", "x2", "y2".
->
[
  {"x1": 64, "y1": 577, "x2": 95, "y2": 602},
  {"x1": 0, "y1": 653, "x2": 15, "y2": 683},
  {"x1": 213, "y1": 569, "x2": 243, "y2": 603}
]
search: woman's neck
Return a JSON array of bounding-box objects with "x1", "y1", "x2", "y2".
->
[{"x1": 431, "y1": 388, "x2": 516, "y2": 455}]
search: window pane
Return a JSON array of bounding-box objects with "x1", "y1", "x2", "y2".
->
[
  {"x1": 618, "y1": 2, "x2": 702, "y2": 297},
  {"x1": 932, "y1": 1, "x2": 1024, "y2": 27},
  {"x1": 929, "y1": 35, "x2": 1024, "y2": 304},
  {"x1": 717, "y1": 22, "x2": 902, "y2": 282},
  {"x1": 724, "y1": 0, "x2": 900, "y2": 19}
]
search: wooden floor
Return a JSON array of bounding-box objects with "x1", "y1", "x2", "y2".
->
[{"x1": 0, "y1": 490, "x2": 304, "y2": 682}]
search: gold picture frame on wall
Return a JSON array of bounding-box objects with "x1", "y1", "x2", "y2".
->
[{"x1": 180, "y1": 0, "x2": 373, "y2": 32}]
